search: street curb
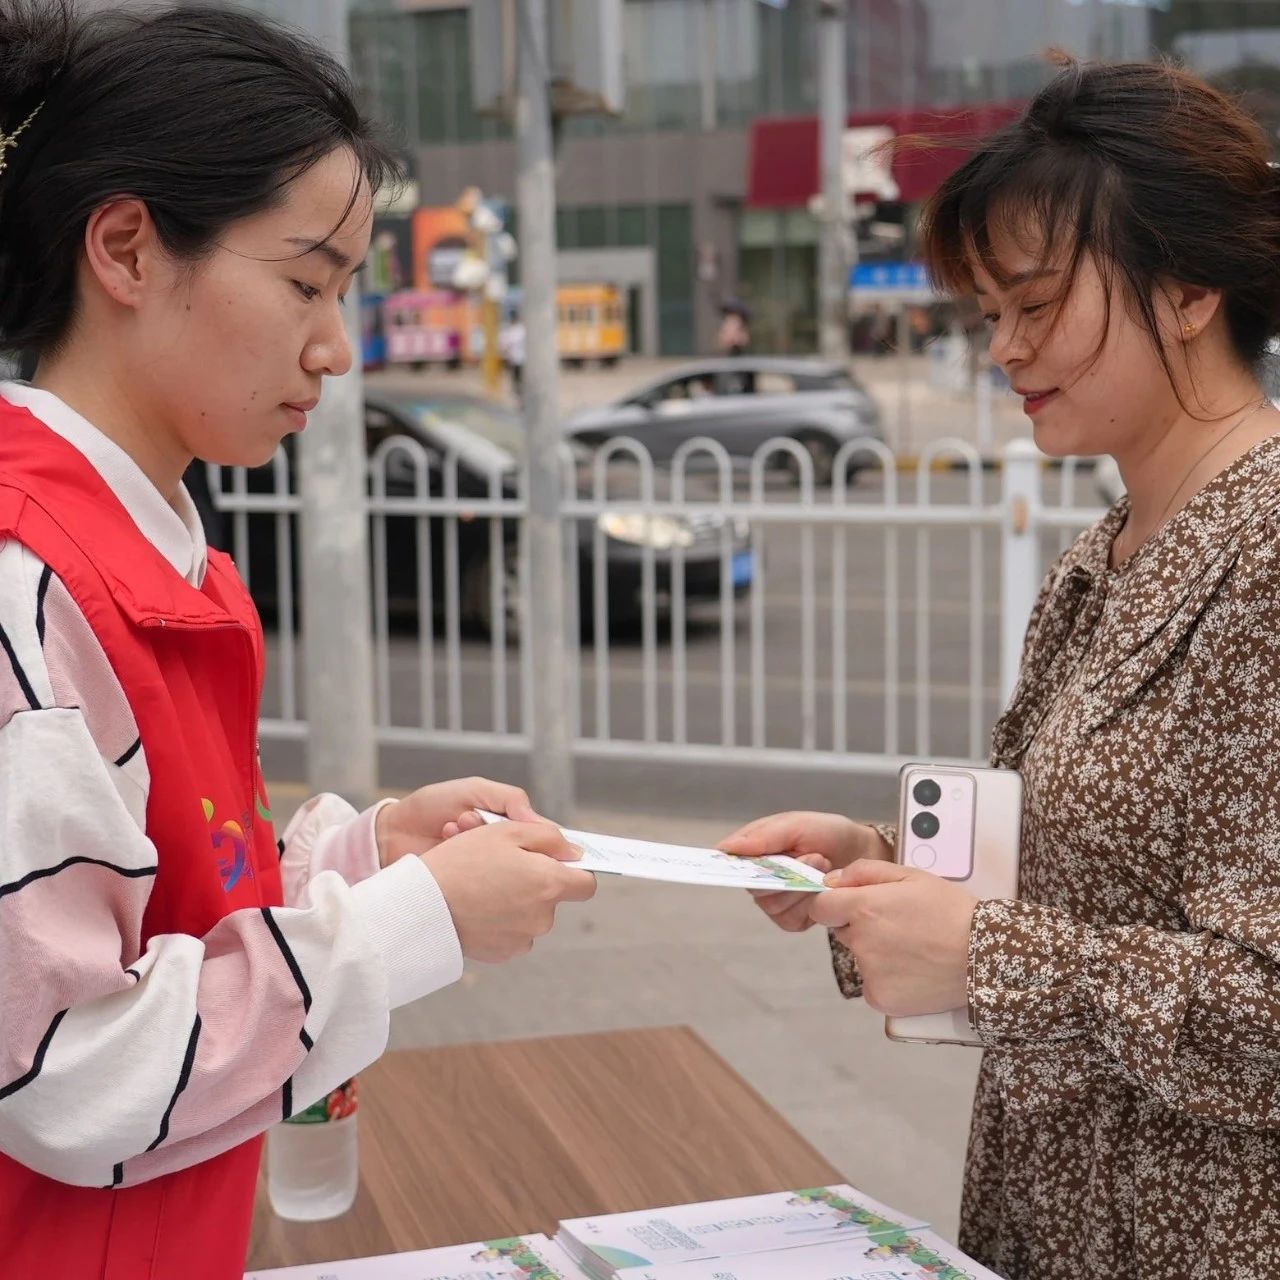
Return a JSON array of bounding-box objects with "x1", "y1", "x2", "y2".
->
[{"x1": 891, "y1": 455, "x2": 1099, "y2": 474}]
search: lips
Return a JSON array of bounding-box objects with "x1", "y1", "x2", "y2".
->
[
  {"x1": 283, "y1": 398, "x2": 320, "y2": 414},
  {"x1": 1013, "y1": 387, "x2": 1060, "y2": 415}
]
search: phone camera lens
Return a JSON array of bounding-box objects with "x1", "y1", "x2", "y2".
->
[
  {"x1": 911, "y1": 811, "x2": 940, "y2": 839},
  {"x1": 912, "y1": 779, "x2": 942, "y2": 807}
]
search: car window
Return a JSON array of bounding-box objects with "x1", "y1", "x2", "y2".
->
[
  {"x1": 754, "y1": 371, "x2": 797, "y2": 395},
  {"x1": 414, "y1": 399, "x2": 525, "y2": 457},
  {"x1": 795, "y1": 371, "x2": 853, "y2": 391}
]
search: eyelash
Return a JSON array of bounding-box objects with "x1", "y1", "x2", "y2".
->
[
  {"x1": 982, "y1": 302, "x2": 1049, "y2": 326},
  {"x1": 293, "y1": 280, "x2": 351, "y2": 309}
]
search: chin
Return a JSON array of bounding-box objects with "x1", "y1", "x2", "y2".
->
[{"x1": 1030, "y1": 418, "x2": 1092, "y2": 460}]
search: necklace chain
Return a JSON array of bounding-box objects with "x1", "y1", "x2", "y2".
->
[{"x1": 1115, "y1": 396, "x2": 1271, "y2": 562}]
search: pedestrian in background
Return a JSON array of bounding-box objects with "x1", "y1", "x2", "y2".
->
[
  {"x1": 717, "y1": 298, "x2": 751, "y2": 357},
  {"x1": 0, "y1": 4, "x2": 594, "y2": 1276}
]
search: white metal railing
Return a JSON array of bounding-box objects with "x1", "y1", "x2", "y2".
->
[{"x1": 210, "y1": 436, "x2": 1106, "y2": 777}]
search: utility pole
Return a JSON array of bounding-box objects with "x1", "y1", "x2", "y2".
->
[
  {"x1": 817, "y1": 0, "x2": 850, "y2": 366},
  {"x1": 262, "y1": 0, "x2": 378, "y2": 810},
  {"x1": 516, "y1": 0, "x2": 575, "y2": 820}
]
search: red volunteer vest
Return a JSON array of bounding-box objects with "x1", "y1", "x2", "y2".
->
[{"x1": 0, "y1": 403, "x2": 283, "y2": 1279}]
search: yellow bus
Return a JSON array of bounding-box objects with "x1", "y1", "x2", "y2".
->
[{"x1": 556, "y1": 283, "x2": 628, "y2": 366}]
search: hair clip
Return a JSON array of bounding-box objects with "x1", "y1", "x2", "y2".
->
[{"x1": 0, "y1": 102, "x2": 44, "y2": 181}]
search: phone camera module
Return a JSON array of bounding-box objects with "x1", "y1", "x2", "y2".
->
[
  {"x1": 912, "y1": 778, "x2": 942, "y2": 807},
  {"x1": 910, "y1": 811, "x2": 940, "y2": 839}
]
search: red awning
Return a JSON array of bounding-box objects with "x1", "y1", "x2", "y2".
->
[{"x1": 747, "y1": 104, "x2": 1024, "y2": 208}]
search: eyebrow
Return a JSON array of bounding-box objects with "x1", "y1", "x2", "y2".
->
[
  {"x1": 284, "y1": 236, "x2": 364, "y2": 274},
  {"x1": 975, "y1": 267, "x2": 1059, "y2": 297}
]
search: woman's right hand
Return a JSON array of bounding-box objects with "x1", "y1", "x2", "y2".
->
[
  {"x1": 421, "y1": 822, "x2": 597, "y2": 963},
  {"x1": 718, "y1": 811, "x2": 893, "y2": 934}
]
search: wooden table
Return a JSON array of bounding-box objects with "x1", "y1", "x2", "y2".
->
[{"x1": 248, "y1": 1025, "x2": 845, "y2": 1271}]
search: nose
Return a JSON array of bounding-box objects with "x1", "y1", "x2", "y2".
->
[
  {"x1": 302, "y1": 301, "x2": 354, "y2": 379},
  {"x1": 987, "y1": 312, "x2": 1031, "y2": 373}
]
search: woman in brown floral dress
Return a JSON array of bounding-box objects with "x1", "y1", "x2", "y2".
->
[{"x1": 723, "y1": 60, "x2": 1280, "y2": 1280}]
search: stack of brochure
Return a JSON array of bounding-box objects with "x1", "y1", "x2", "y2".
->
[
  {"x1": 602, "y1": 1229, "x2": 1000, "y2": 1279},
  {"x1": 243, "y1": 1232, "x2": 580, "y2": 1280},
  {"x1": 552, "y1": 1185, "x2": 932, "y2": 1280},
  {"x1": 245, "y1": 1191, "x2": 1000, "y2": 1280}
]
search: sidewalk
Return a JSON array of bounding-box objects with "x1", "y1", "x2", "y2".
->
[{"x1": 273, "y1": 784, "x2": 979, "y2": 1244}]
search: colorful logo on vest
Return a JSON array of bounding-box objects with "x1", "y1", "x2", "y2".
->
[{"x1": 202, "y1": 797, "x2": 254, "y2": 892}]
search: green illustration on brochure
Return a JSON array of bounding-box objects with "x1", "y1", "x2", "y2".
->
[
  {"x1": 787, "y1": 1186, "x2": 909, "y2": 1238},
  {"x1": 473, "y1": 1237, "x2": 568, "y2": 1279},
  {"x1": 749, "y1": 858, "x2": 820, "y2": 890},
  {"x1": 859, "y1": 1228, "x2": 978, "y2": 1279},
  {"x1": 783, "y1": 1189, "x2": 985, "y2": 1276}
]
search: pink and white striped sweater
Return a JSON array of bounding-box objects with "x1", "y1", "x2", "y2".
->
[{"x1": 0, "y1": 382, "x2": 463, "y2": 1189}]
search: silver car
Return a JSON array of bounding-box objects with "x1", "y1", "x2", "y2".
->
[{"x1": 564, "y1": 357, "x2": 884, "y2": 484}]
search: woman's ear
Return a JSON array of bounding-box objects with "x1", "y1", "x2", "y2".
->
[
  {"x1": 81, "y1": 199, "x2": 164, "y2": 311},
  {"x1": 1162, "y1": 278, "x2": 1224, "y2": 344}
]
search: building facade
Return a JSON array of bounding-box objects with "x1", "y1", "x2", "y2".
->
[{"x1": 346, "y1": 0, "x2": 1280, "y2": 356}]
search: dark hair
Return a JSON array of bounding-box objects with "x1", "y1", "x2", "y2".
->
[
  {"x1": 0, "y1": 0, "x2": 403, "y2": 356},
  {"x1": 920, "y1": 58, "x2": 1280, "y2": 389}
]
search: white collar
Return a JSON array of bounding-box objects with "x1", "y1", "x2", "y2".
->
[{"x1": 0, "y1": 382, "x2": 208, "y2": 587}]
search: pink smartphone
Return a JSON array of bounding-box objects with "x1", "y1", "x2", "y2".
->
[{"x1": 884, "y1": 762, "x2": 1023, "y2": 1047}]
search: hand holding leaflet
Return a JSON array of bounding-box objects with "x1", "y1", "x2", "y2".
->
[{"x1": 475, "y1": 811, "x2": 828, "y2": 893}]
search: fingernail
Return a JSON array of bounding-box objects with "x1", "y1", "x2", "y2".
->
[{"x1": 823, "y1": 872, "x2": 839, "y2": 886}]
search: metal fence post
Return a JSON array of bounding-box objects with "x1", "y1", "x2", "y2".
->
[{"x1": 999, "y1": 439, "x2": 1042, "y2": 708}]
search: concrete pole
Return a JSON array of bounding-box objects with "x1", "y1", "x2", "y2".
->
[
  {"x1": 817, "y1": 0, "x2": 849, "y2": 366},
  {"x1": 516, "y1": 0, "x2": 575, "y2": 819},
  {"x1": 700, "y1": 0, "x2": 718, "y2": 134},
  {"x1": 286, "y1": 0, "x2": 378, "y2": 810}
]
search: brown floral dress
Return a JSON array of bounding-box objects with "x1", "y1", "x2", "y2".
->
[{"x1": 832, "y1": 435, "x2": 1280, "y2": 1279}]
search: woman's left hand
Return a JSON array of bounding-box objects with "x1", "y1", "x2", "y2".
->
[
  {"x1": 808, "y1": 860, "x2": 979, "y2": 1016},
  {"x1": 375, "y1": 777, "x2": 547, "y2": 868}
]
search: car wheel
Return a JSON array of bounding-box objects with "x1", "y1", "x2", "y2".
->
[
  {"x1": 787, "y1": 433, "x2": 835, "y2": 487},
  {"x1": 460, "y1": 547, "x2": 522, "y2": 641}
]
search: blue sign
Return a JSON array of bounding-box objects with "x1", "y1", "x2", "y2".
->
[{"x1": 851, "y1": 262, "x2": 930, "y2": 291}]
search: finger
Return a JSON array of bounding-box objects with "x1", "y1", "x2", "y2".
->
[
  {"x1": 441, "y1": 821, "x2": 461, "y2": 840},
  {"x1": 718, "y1": 812, "x2": 805, "y2": 856},
  {"x1": 824, "y1": 857, "x2": 913, "y2": 889},
  {"x1": 796, "y1": 853, "x2": 833, "y2": 874},
  {"x1": 505, "y1": 821, "x2": 579, "y2": 860},
  {"x1": 556, "y1": 868, "x2": 598, "y2": 902},
  {"x1": 753, "y1": 890, "x2": 808, "y2": 917},
  {"x1": 454, "y1": 811, "x2": 486, "y2": 833},
  {"x1": 469, "y1": 779, "x2": 538, "y2": 824},
  {"x1": 774, "y1": 898, "x2": 816, "y2": 932},
  {"x1": 807, "y1": 887, "x2": 859, "y2": 929}
]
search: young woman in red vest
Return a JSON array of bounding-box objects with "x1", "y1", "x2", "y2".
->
[{"x1": 0, "y1": 4, "x2": 596, "y2": 1276}]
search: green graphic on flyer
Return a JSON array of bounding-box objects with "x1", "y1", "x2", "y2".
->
[
  {"x1": 470, "y1": 1238, "x2": 566, "y2": 1279},
  {"x1": 750, "y1": 857, "x2": 821, "y2": 889},
  {"x1": 786, "y1": 1189, "x2": 976, "y2": 1277}
]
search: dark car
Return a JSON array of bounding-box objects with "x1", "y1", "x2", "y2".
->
[
  {"x1": 235, "y1": 389, "x2": 754, "y2": 637},
  {"x1": 564, "y1": 357, "x2": 884, "y2": 484}
]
